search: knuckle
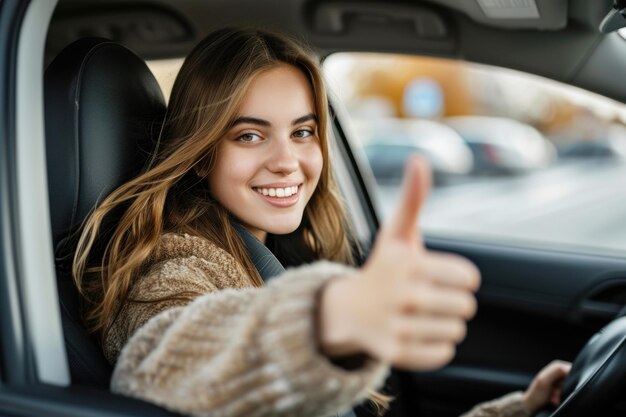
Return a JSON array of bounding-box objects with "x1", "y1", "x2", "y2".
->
[
  {"x1": 536, "y1": 376, "x2": 550, "y2": 388},
  {"x1": 457, "y1": 257, "x2": 481, "y2": 290},
  {"x1": 431, "y1": 344, "x2": 456, "y2": 369},
  {"x1": 432, "y1": 252, "x2": 482, "y2": 290},
  {"x1": 448, "y1": 254, "x2": 481, "y2": 287},
  {"x1": 444, "y1": 344, "x2": 456, "y2": 362},
  {"x1": 401, "y1": 286, "x2": 430, "y2": 312},
  {"x1": 453, "y1": 321, "x2": 467, "y2": 342},
  {"x1": 552, "y1": 359, "x2": 569, "y2": 369},
  {"x1": 395, "y1": 292, "x2": 413, "y2": 312},
  {"x1": 394, "y1": 342, "x2": 457, "y2": 371},
  {"x1": 463, "y1": 294, "x2": 478, "y2": 319},
  {"x1": 468, "y1": 266, "x2": 481, "y2": 291}
]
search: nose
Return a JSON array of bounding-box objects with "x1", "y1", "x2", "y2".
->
[{"x1": 266, "y1": 137, "x2": 299, "y2": 175}]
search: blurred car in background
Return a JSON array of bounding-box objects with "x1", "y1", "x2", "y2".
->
[
  {"x1": 444, "y1": 116, "x2": 556, "y2": 175},
  {"x1": 555, "y1": 124, "x2": 626, "y2": 161},
  {"x1": 356, "y1": 118, "x2": 473, "y2": 185},
  {"x1": 557, "y1": 138, "x2": 626, "y2": 159}
]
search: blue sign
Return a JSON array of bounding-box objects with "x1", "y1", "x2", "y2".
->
[{"x1": 403, "y1": 77, "x2": 444, "y2": 118}]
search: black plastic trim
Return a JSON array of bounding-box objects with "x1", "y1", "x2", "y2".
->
[
  {"x1": 329, "y1": 106, "x2": 380, "y2": 242},
  {"x1": 0, "y1": 384, "x2": 181, "y2": 417}
]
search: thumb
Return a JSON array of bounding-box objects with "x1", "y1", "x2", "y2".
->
[{"x1": 385, "y1": 154, "x2": 432, "y2": 243}]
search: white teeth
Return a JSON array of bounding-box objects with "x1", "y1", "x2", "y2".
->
[{"x1": 255, "y1": 185, "x2": 300, "y2": 198}]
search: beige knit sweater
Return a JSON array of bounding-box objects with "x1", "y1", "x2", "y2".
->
[{"x1": 108, "y1": 233, "x2": 530, "y2": 417}]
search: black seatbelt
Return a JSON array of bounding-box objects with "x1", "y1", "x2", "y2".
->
[{"x1": 232, "y1": 222, "x2": 285, "y2": 281}]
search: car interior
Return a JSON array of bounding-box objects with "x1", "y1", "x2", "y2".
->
[{"x1": 3, "y1": 1, "x2": 626, "y2": 417}]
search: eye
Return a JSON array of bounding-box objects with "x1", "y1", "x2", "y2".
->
[
  {"x1": 293, "y1": 129, "x2": 314, "y2": 139},
  {"x1": 236, "y1": 132, "x2": 262, "y2": 143}
]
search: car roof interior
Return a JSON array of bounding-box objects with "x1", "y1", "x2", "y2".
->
[{"x1": 46, "y1": 0, "x2": 623, "y2": 102}]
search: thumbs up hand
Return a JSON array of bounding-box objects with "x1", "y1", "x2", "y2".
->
[{"x1": 319, "y1": 155, "x2": 480, "y2": 371}]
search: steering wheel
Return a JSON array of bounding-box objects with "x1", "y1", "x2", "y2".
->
[{"x1": 543, "y1": 315, "x2": 626, "y2": 416}]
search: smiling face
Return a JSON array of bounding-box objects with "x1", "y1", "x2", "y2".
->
[{"x1": 208, "y1": 64, "x2": 324, "y2": 242}]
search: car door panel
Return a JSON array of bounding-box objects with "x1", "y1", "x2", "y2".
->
[
  {"x1": 0, "y1": 384, "x2": 182, "y2": 417},
  {"x1": 394, "y1": 238, "x2": 626, "y2": 416}
]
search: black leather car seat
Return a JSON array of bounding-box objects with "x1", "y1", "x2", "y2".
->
[{"x1": 44, "y1": 38, "x2": 167, "y2": 387}]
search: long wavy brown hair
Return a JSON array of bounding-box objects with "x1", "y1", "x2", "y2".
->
[{"x1": 72, "y1": 27, "x2": 390, "y2": 413}]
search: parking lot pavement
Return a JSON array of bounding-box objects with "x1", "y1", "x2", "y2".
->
[{"x1": 375, "y1": 160, "x2": 626, "y2": 255}]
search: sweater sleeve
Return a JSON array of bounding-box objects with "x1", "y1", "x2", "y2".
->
[
  {"x1": 459, "y1": 391, "x2": 531, "y2": 417},
  {"x1": 110, "y1": 260, "x2": 389, "y2": 417}
]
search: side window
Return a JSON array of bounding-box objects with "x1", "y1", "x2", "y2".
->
[
  {"x1": 146, "y1": 58, "x2": 184, "y2": 102},
  {"x1": 324, "y1": 53, "x2": 626, "y2": 256}
]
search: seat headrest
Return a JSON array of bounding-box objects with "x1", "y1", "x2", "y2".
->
[{"x1": 45, "y1": 38, "x2": 166, "y2": 249}]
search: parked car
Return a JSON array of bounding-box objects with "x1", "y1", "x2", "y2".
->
[
  {"x1": 444, "y1": 116, "x2": 557, "y2": 175},
  {"x1": 558, "y1": 138, "x2": 626, "y2": 159},
  {"x1": 3, "y1": 1, "x2": 626, "y2": 417},
  {"x1": 356, "y1": 118, "x2": 473, "y2": 185}
]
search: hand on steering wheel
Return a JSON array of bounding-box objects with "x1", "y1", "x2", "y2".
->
[
  {"x1": 523, "y1": 360, "x2": 571, "y2": 414},
  {"x1": 544, "y1": 315, "x2": 626, "y2": 416}
]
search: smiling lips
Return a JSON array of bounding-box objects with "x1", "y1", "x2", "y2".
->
[{"x1": 253, "y1": 184, "x2": 301, "y2": 207}]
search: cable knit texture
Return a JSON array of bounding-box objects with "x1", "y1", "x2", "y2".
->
[
  {"x1": 107, "y1": 232, "x2": 530, "y2": 417},
  {"x1": 109, "y1": 233, "x2": 388, "y2": 417}
]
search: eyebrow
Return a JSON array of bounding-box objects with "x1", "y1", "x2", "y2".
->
[{"x1": 230, "y1": 113, "x2": 317, "y2": 128}]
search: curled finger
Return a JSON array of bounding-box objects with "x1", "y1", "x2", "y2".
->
[
  {"x1": 421, "y1": 252, "x2": 481, "y2": 291},
  {"x1": 400, "y1": 281, "x2": 477, "y2": 319},
  {"x1": 393, "y1": 315, "x2": 467, "y2": 344},
  {"x1": 392, "y1": 340, "x2": 456, "y2": 371}
]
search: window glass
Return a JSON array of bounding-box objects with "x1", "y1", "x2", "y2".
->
[
  {"x1": 146, "y1": 58, "x2": 184, "y2": 103},
  {"x1": 324, "y1": 53, "x2": 626, "y2": 256}
]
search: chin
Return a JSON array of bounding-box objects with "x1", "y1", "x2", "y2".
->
[
  {"x1": 267, "y1": 226, "x2": 300, "y2": 236},
  {"x1": 264, "y1": 219, "x2": 302, "y2": 236}
]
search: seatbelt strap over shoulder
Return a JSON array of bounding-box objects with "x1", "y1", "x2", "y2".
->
[{"x1": 232, "y1": 222, "x2": 285, "y2": 282}]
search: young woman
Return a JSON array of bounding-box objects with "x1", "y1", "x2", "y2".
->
[{"x1": 73, "y1": 27, "x2": 569, "y2": 417}]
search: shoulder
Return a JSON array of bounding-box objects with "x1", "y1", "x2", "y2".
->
[
  {"x1": 144, "y1": 232, "x2": 254, "y2": 290},
  {"x1": 105, "y1": 233, "x2": 256, "y2": 363},
  {"x1": 153, "y1": 232, "x2": 230, "y2": 264}
]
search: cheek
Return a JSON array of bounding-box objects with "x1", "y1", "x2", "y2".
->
[
  {"x1": 305, "y1": 144, "x2": 324, "y2": 185},
  {"x1": 209, "y1": 148, "x2": 256, "y2": 201}
]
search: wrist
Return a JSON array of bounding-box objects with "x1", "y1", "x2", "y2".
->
[
  {"x1": 317, "y1": 274, "x2": 363, "y2": 358},
  {"x1": 521, "y1": 390, "x2": 539, "y2": 414}
]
